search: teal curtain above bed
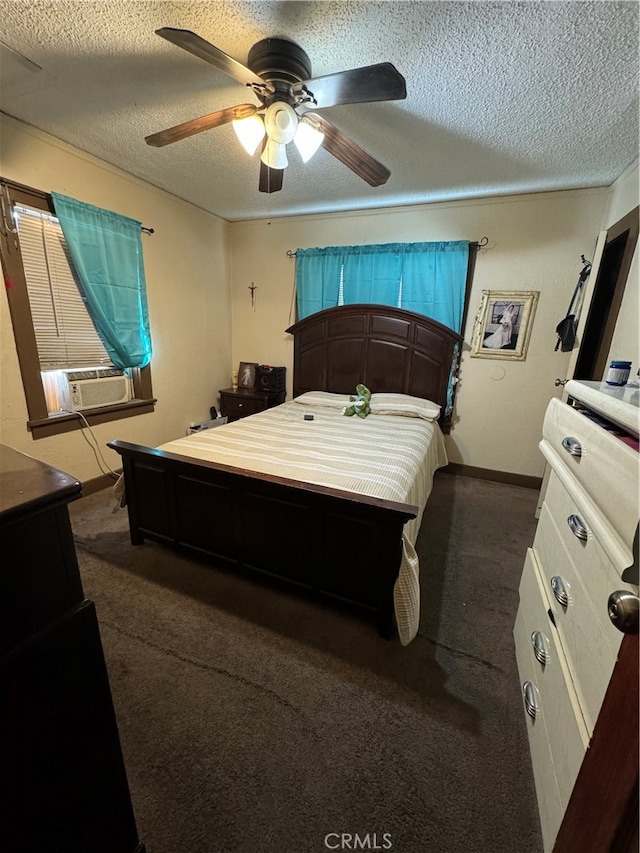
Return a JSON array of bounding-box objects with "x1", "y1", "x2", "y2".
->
[
  {"x1": 295, "y1": 247, "x2": 342, "y2": 318},
  {"x1": 340, "y1": 245, "x2": 403, "y2": 307},
  {"x1": 51, "y1": 192, "x2": 152, "y2": 368},
  {"x1": 398, "y1": 241, "x2": 469, "y2": 332},
  {"x1": 295, "y1": 240, "x2": 470, "y2": 332}
]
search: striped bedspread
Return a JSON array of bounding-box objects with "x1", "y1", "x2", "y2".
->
[{"x1": 159, "y1": 400, "x2": 447, "y2": 644}]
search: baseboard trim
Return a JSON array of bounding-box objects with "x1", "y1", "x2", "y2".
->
[
  {"x1": 442, "y1": 462, "x2": 542, "y2": 490},
  {"x1": 80, "y1": 471, "x2": 120, "y2": 496}
]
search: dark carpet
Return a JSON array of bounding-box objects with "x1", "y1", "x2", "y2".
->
[{"x1": 69, "y1": 471, "x2": 543, "y2": 853}]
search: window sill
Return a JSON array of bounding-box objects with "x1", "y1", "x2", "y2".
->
[{"x1": 28, "y1": 398, "x2": 156, "y2": 440}]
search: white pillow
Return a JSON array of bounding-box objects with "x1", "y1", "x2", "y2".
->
[
  {"x1": 294, "y1": 391, "x2": 352, "y2": 409},
  {"x1": 370, "y1": 393, "x2": 441, "y2": 421}
]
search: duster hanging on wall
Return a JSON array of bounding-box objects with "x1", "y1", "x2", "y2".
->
[{"x1": 554, "y1": 258, "x2": 591, "y2": 352}]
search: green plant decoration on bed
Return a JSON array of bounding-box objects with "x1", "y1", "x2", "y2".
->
[{"x1": 342, "y1": 384, "x2": 372, "y2": 418}]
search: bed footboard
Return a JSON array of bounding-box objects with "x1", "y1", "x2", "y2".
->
[{"x1": 108, "y1": 440, "x2": 417, "y2": 638}]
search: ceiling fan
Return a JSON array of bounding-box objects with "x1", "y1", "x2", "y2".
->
[{"x1": 145, "y1": 28, "x2": 407, "y2": 193}]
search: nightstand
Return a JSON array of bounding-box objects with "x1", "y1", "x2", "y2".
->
[{"x1": 219, "y1": 387, "x2": 285, "y2": 422}]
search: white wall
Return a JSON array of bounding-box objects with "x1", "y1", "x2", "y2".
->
[
  {"x1": 3, "y1": 113, "x2": 629, "y2": 483},
  {"x1": 0, "y1": 115, "x2": 232, "y2": 483},
  {"x1": 229, "y1": 189, "x2": 609, "y2": 477},
  {"x1": 602, "y1": 161, "x2": 639, "y2": 377},
  {"x1": 603, "y1": 160, "x2": 639, "y2": 228}
]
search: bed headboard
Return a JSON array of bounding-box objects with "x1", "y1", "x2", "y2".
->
[{"x1": 286, "y1": 304, "x2": 463, "y2": 432}]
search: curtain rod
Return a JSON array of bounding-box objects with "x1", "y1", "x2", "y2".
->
[
  {"x1": 141, "y1": 226, "x2": 154, "y2": 235},
  {"x1": 285, "y1": 237, "x2": 489, "y2": 258}
]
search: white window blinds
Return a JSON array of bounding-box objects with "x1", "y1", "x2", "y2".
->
[{"x1": 14, "y1": 205, "x2": 112, "y2": 369}]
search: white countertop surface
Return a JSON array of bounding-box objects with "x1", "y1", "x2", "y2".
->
[{"x1": 565, "y1": 379, "x2": 640, "y2": 435}]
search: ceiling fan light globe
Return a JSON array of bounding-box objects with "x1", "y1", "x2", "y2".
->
[
  {"x1": 263, "y1": 102, "x2": 298, "y2": 145},
  {"x1": 294, "y1": 119, "x2": 324, "y2": 163},
  {"x1": 232, "y1": 115, "x2": 265, "y2": 155},
  {"x1": 261, "y1": 138, "x2": 288, "y2": 170}
]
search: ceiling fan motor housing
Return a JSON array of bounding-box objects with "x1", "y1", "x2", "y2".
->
[{"x1": 248, "y1": 38, "x2": 312, "y2": 104}]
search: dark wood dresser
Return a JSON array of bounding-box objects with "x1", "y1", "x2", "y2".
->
[
  {"x1": 0, "y1": 445, "x2": 145, "y2": 853},
  {"x1": 219, "y1": 386, "x2": 285, "y2": 421}
]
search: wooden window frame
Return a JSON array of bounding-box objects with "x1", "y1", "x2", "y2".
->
[{"x1": 1, "y1": 178, "x2": 155, "y2": 439}]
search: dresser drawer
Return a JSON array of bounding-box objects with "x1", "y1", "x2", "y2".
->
[
  {"x1": 514, "y1": 600, "x2": 563, "y2": 853},
  {"x1": 535, "y1": 482, "x2": 626, "y2": 732},
  {"x1": 544, "y1": 472, "x2": 636, "y2": 642},
  {"x1": 542, "y1": 397, "x2": 639, "y2": 546},
  {"x1": 514, "y1": 549, "x2": 587, "y2": 850}
]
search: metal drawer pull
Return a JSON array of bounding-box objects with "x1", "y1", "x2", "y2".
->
[
  {"x1": 531, "y1": 630, "x2": 549, "y2": 665},
  {"x1": 608, "y1": 591, "x2": 640, "y2": 635},
  {"x1": 523, "y1": 681, "x2": 540, "y2": 719},
  {"x1": 568, "y1": 514, "x2": 588, "y2": 541},
  {"x1": 561, "y1": 436, "x2": 583, "y2": 457},
  {"x1": 551, "y1": 576, "x2": 570, "y2": 607}
]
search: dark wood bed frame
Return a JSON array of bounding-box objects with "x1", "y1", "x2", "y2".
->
[{"x1": 108, "y1": 305, "x2": 462, "y2": 638}]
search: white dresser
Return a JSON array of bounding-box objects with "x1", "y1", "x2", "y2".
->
[{"x1": 514, "y1": 380, "x2": 639, "y2": 852}]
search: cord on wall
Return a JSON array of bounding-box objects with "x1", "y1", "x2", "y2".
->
[{"x1": 61, "y1": 409, "x2": 121, "y2": 480}]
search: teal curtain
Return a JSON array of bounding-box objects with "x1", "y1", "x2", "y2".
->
[
  {"x1": 296, "y1": 248, "x2": 343, "y2": 319},
  {"x1": 295, "y1": 241, "x2": 469, "y2": 332},
  {"x1": 400, "y1": 241, "x2": 469, "y2": 332},
  {"x1": 51, "y1": 192, "x2": 152, "y2": 368},
  {"x1": 341, "y1": 245, "x2": 402, "y2": 306}
]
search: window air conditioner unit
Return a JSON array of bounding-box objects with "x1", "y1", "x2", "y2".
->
[{"x1": 57, "y1": 368, "x2": 131, "y2": 411}]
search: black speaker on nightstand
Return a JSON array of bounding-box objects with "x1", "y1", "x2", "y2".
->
[{"x1": 255, "y1": 365, "x2": 286, "y2": 392}]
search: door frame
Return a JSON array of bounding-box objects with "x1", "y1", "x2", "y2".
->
[{"x1": 566, "y1": 207, "x2": 639, "y2": 386}]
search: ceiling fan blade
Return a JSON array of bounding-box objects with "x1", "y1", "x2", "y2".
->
[
  {"x1": 306, "y1": 113, "x2": 390, "y2": 187},
  {"x1": 259, "y1": 160, "x2": 284, "y2": 193},
  {"x1": 156, "y1": 27, "x2": 273, "y2": 93},
  {"x1": 293, "y1": 63, "x2": 406, "y2": 109},
  {"x1": 145, "y1": 104, "x2": 257, "y2": 147}
]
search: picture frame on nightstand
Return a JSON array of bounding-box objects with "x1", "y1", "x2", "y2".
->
[{"x1": 238, "y1": 362, "x2": 257, "y2": 389}]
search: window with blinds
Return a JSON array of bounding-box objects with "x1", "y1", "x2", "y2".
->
[
  {"x1": 1, "y1": 179, "x2": 155, "y2": 435},
  {"x1": 14, "y1": 205, "x2": 112, "y2": 369}
]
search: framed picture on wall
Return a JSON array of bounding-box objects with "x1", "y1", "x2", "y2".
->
[
  {"x1": 238, "y1": 361, "x2": 258, "y2": 389},
  {"x1": 470, "y1": 290, "x2": 539, "y2": 361}
]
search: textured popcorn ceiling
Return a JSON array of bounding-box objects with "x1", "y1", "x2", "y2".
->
[{"x1": 0, "y1": 1, "x2": 637, "y2": 221}]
